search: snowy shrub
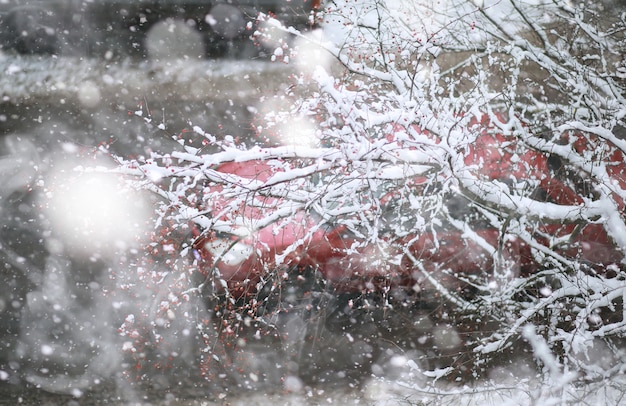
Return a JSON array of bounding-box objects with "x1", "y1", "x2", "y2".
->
[{"x1": 113, "y1": 0, "x2": 626, "y2": 395}]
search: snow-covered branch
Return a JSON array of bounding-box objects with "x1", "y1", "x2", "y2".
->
[{"x1": 114, "y1": 0, "x2": 626, "y2": 388}]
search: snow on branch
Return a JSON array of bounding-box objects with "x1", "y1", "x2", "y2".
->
[{"x1": 112, "y1": 0, "x2": 626, "y2": 389}]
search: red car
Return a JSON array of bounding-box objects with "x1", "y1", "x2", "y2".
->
[{"x1": 192, "y1": 115, "x2": 626, "y2": 300}]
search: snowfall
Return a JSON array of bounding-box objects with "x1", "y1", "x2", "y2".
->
[{"x1": 1, "y1": 1, "x2": 626, "y2": 405}]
